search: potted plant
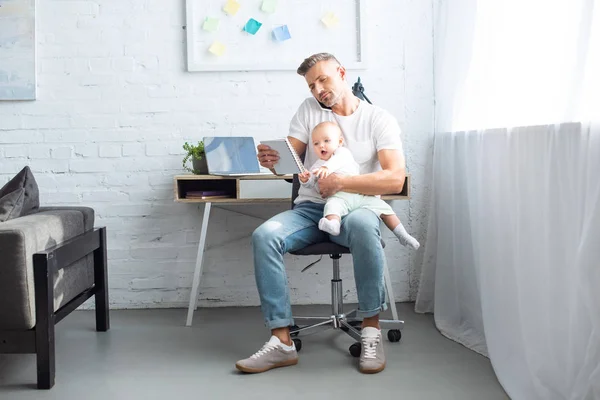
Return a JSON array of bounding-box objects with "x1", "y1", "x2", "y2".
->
[{"x1": 182, "y1": 141, "x2": 208, "y2": 174}]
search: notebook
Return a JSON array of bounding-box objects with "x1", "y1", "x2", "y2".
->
[
  {"x1": 185, "y1": 190, "x2": 232, "y2": 199},
  {"x1": 260, "y1": 138, "x2": 307, "y2": 175},
  {"x1": 204, "y1": 136, "x2": 271, "y2": 176}
]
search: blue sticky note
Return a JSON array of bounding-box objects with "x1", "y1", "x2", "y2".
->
[
  {"x1": 243, "y1": 18, "x2": 262, "y2": 35},
  {"x1": 272, "y1": 25, "x2": 291, "y2": 41}
]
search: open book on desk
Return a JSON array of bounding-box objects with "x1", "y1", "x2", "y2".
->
[{"x1": 260, "y1": 138, "x2": 307, "y2": 175}]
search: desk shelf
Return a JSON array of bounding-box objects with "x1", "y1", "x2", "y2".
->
[{"x1": 174, "y1": 174, "x2": 411, "y2": 204}]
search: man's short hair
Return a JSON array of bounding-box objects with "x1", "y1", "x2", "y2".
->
[{"x1": 297, "y1": 53, "x2": 341, "y2": 76}]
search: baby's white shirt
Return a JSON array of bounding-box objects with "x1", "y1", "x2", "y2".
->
[{"x1": 298, "y1": 147, "x2": 359, "y2": 203}]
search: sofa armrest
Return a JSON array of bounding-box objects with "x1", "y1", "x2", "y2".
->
[
  {"x1": 0, "y1": 208, "x2": 95, "y2": 330},
  {"x1": 0, "y1": 228, "x2": 31, "y2": 330},
  {"x1": 38, "y1": 206, "x2": 95, "y2": 231},
  {"x1": 35, "y1": 228, "x2": 101, "y2": 273}
]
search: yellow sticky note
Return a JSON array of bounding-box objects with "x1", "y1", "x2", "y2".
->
[
  {"x1": 321, "y1": 12, "x2": 340, "y2": 28},
  {"x1": 261, "y1": 0, "x2": 277, "y2": 14},
  {"x1": 223, "y1": 0, "x2": 241, "y2": 16},
  {"x1": 208, "y1": 41, "x2": 226, "y2": 56},
  {"x1": 202, "y1": 17, "x2": 220, "y2": 32}
]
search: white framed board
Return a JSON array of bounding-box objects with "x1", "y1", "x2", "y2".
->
[
  {"x1": 185, "y1": 0, "x2": 367, "y2": 72},
  {"x1": 0, "y1": 0, "x2": 37, "y2": 100}
]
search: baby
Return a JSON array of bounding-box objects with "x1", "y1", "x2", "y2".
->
[{"x1": 298, "y1": 121, "x2": 420, "y2": 250}]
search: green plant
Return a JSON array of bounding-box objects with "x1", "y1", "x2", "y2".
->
[{"x1": 182, "y1": 141, "x2": 205, "y2": 173}]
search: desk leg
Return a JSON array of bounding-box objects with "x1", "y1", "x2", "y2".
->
[
  {"x1": 186, "y1": 202, "x2": 212, "y2": 327},
  {"x1": 383, "y1": 257, "x2": 399, "y2": 321}
]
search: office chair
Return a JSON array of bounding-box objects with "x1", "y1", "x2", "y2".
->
[{"x1": 288, "y1": 78, "x2": 404, "y2": 357}]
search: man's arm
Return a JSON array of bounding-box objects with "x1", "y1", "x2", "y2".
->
[
  {"x1": 318, "y1": 149, "x2": 406, "y2": 197},
  {"x1": 287, "y1": 136, "x2": 307, "y2": 160}
]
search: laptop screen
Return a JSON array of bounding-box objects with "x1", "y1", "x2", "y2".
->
[{"x1": 204, "y1": 137, "x2": 261, "y2": 174}]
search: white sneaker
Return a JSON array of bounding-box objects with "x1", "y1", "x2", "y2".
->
[
  {"x1": 235, "y1": 336, "x2": 298, "y2": 373},
  {"x1": 359, "y1": 327, "x2": 386, "y2": 374}
]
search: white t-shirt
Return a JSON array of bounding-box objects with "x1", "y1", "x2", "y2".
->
[{"x1": 289, "y1": 97, "x2": 404, "y2": 204}]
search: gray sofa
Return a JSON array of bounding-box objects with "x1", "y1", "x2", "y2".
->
[{"x1": 0, "y1": 167, "x2": 109, "y2": 389}]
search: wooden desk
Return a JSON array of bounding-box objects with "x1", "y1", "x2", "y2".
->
[{"x1": 175, "y1": 174, "x2": 411, "y2": 326}]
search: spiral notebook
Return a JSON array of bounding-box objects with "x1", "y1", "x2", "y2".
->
[{"x1": 260, "y1": 138, "x2": 307, "y2": 175}]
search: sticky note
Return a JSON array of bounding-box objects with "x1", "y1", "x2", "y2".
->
[
  {"x1": 208, "y1": 41, "x2": 226, "y2": 56},
  {"x1": 272, "y1": 25, "x2": 291, "y2": 41},
  {"x1": 202, "y1": 17, "x2": 220, "y2": 32},
  {"x1": 243, "y1": 18, "x2": 262, "y2": 35},
  {"x1": 223, "y1": 0, "x2": 241, "y2": 16},
  {"x1": 261, "y1": 0, "x2": 277, "y2": 14},
  {"x1": 321, "y1": 12, "x2": 340, "y2": 28}
]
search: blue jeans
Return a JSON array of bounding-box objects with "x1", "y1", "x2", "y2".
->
[{"x1": 252, "y1": 201, "x2": 388, "y2": 330}]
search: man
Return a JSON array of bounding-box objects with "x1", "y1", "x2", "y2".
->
[{"x1": 235, "y1": 53, "x2": 406, "y2": 374}]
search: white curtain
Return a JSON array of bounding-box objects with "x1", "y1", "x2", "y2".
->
[{"x1": 416, "y1": 1, "x2": 600, "y2": 399}]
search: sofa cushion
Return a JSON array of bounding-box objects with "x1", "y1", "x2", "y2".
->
[
  {"x1": 0, "y1": 188, "x2": 25, "y2": 222},
  {"x1": 0, "y1": 207, "x2": 95, "y2": 330},
  {"x1": 0, "y1": 166, "x2": 39, "y2": 222}
]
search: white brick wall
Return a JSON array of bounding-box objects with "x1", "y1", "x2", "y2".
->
[{"x1": 0, "y1": 0, "x2": 434, "y2": 309}]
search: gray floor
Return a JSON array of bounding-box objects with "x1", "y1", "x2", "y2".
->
[{"x1": 0, "y1": 303, "x2": 508, "y2": 400}]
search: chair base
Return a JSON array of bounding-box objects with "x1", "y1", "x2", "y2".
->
[
  {"x1": 290, "y1": 274, "x2": 404, "y2": 342},
  {"x1": 291, "y1": 311, "x2": 404, "y2": 342}
]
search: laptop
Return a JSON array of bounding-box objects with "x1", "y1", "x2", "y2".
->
[{"x1": 204, "y1": 136, "x2": 272, "y2": 176}]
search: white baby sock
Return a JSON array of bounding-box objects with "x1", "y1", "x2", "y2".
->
[
  {"x1": 319, "y1": 218, "x2": 341, "y2": 236},
  {"x1": 392, "y1": 224, "x2": 420, "y2": 250}
]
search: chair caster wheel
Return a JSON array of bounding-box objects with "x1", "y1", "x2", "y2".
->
[
  {"x1": 293, "y1": 338, "x2": 302, "y2": 352},
  {"x1": 349, "y1": 342, "x2": 361, "y2": 357},
  {"x1": 290, "y1": 325, "x2": 300, "y2": 337},
  {"x1": 387, "y1": 329, "x2": 401, "y2": 342}
]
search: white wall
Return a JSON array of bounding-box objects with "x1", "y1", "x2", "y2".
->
[{"x1": 0, "y1": 0, "x2": 434, "y2": 309}]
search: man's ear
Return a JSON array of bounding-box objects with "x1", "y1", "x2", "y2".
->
[{"x1": 338, "y1": 65, "x2": 346, "y2": 80}]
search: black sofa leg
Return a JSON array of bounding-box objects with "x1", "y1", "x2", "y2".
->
[
  {"x1": 36, "y1": 325, "x2": 55, "y2": 390},
  {"x1": 94, "y1": 227, "x2": 110, "y2": 332},
  {"x1": 33, "y1": 253, "x2": 56, "y2": 390}
]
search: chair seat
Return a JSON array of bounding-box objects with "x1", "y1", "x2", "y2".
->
[
  {"x1": 290, "y1": 239, "x2": 386, "y2": 256},
  {"x1": 290, "y1": 242, "x2": 351, "y2": 256}
]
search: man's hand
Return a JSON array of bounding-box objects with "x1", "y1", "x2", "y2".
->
[
  {"x1": 298, "y1": 171, "x2": 311, "y2": 183},
  {"x1": 256, "y1": 144, "x2": 280, "y2": 170},
  {"x1": 318, "y1": 173, "x2": 344, "y2": 198},
  {"x1": 312, "y1": 166, "x2": 330, "y2": 179}
]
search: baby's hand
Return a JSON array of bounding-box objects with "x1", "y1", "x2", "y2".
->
[
  {"x1": 312, "y1": 166, "x2": 330, "y2": 179},
  {"x1": 298, "y1": 171, "x2": 311, "y2": 183}
]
